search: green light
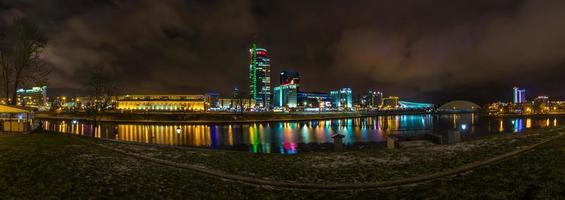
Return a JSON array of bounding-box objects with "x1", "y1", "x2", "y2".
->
[{"x1": 250, "y1": 43, "x2": 258, "y2": 100}]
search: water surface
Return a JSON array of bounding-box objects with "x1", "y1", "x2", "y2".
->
[{"x1": 43, "y1": 114, "x2": 561, "y2": 154}]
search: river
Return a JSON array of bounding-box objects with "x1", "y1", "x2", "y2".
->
[{"x1": 42, "y1": 114, "x2": 562, "y2": 154}]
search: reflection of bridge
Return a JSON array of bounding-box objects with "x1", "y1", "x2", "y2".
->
[{"x1": 399, "y1": 101, "x2": 434, "y2": 109}]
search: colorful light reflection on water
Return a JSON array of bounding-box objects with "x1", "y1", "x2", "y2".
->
[{"x1": 42, "y1": 114, "x2": 562, "y2": 154}]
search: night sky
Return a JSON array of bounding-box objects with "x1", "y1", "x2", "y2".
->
[{"x1": 1, "y1": 0, "x2": 565, "y2": 105}]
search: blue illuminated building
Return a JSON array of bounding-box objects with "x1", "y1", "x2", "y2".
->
[
  {"x1": 399, "y1": 101, "x2": 434, "y2": 110},
  {"x1": 273, "y1": 84, "x2": 298, "y2": 108},
  {"x1": 297, "y1": 91, "x2": 331, "y2": 109},
  {"x1": 513, "y1": 87, "x2": 526, "y2": 104},
  {"x1": 330, "y1": 88, "x2": 353, "y2": 110}
]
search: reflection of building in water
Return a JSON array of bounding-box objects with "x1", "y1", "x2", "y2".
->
[
  {"x1": 116, "y1": 124, "x2": 213, "y2": 146},
  {"x1": 116, "y1": 94, "x2": 207, "y2": 111}
]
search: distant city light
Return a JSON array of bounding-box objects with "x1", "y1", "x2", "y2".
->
[{"x1": 461, "y1": 124, "x2": 467, "y2": 130}]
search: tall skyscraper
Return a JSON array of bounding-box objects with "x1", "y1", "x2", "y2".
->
[
  {"x1": 249, "y1": 43, "x2": 271, "y2": 108},
  {"x1": 513, "y1": 87, "x2": 526, "y2": 104}
]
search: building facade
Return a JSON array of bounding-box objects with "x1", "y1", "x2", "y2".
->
[
  {"x1": 116, "y1": 94, "x2": 207, "y2": 111},
  {"x1": 280, "y1": 70, "x2": 300, "y2": 86},
  {"x1": 249, "y1": 43, "x2": 271, "y2": 108},
  {"x1": 16, "y1": 86, "x2": 48, "y2": 109},
  {"x1": 273, "y1": 84, "x2": 298, "y2": 108},
  {"x1": 330, "y1": 88, "x2": 353, "y2": 110},
  {"x1": 513, "y1": 87, "x2": 526, "y2": 104},
  {"x1": 297, "y1": 91, "x2": 331, "y2": 110},
  {"x1": 382, "y1": 96, "x2": 400, "y2": 109},
  {"x1": 217, "y1": 98, "x2": 256, "y2": 111},
  {"x1": 360, "y1": 90, "x2": 383, "y2": 109}
]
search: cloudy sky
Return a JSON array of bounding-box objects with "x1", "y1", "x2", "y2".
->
[{"x1": 1, "y1": 0, "x2": 565, "y2": 104}]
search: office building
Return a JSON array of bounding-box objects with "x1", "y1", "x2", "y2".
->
[
  {"x1": 360, "y1": 90, "x2": 383, "y2": 108},
  {"x1": 297, "y1": 91, "x2": 331, "y2": 110},
  {"x1": 280, "y1": 70, "x2": 300, "y2": 86},
  {"x1": 249, "y1": 43, "x2": 271, "y2": 108},
  {"x1": 217, "y1": 98, "x2": 256, "y2": 111},
  {"x1": 273, "y1": 84, "x2": 298, "y2": 108},
  {"x1": 513, "y1": 87, "x2": 526, "y2": 104},
  {"x1": 330, "y1": 88, "x2": 353, "y2": 110},
  {"x1": 116, "y1": 94, "x2": 207, "y2": 111},
  {"x1": 16, "y1": 86, "x2": 48, "y2": 109},
  {"x1": 382, "y1": 96, "x2": 400, "y2": 109},
  {"x1": 533, "y1": 96, "x2": 550, "y2": 113}
]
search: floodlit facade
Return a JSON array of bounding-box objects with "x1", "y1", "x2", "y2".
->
[
  {"x1": 298, "y1": 91, "x2": 331, "y2": 109},
  {"x1": 16, "y1": 86, "x2": 48, "y2": 109},
  {"x1": 273, "y1": 84, "x2": 298, "y2": 108},
  {"x1": 330, "y1": 88, "x2": 353, "y2": 110},
  {"x1": 249, "y1": 43, "x2": 271, "y2": 108},
  {"x1": 217, "y1": 98, "x2": 256, "y2": 111},
  {"x1": 116, "y1": 94, "x2": 207, "y2": 111},
  {"x1": 382, "y1": 96, "x2": 400, "y2": 109},
  {"x1": 399, "y1": 101, "x2": 434, "y2": 110},
  {"x1": 513, "y1": 87, "x2": 526, "y2": 104},
  {"x1": 360, "y1": 90, "x2": 383, "y2": 108},
  {"x1": 280, "y1": 70, "x2": 300, "y2": 86}
]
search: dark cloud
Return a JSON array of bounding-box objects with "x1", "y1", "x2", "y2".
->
[{"x1": 1, "y1": 0, "x2": 564, "y2": 104}]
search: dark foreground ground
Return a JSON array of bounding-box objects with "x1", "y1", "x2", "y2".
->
[{"x1": 0, "y1": 130, "x2": 563, "y2": 199}]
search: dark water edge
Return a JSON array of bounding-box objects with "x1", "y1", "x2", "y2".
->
[{"x1": 42, "y1": 114, "x2": 563, "y2": 154}]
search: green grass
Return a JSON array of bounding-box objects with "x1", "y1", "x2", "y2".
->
[
  {"x1": 0, "y1": 129, "x2": 563, "y2": 199},
  {"x1": 96, "y1": 128, "x2": 561, "y2": 183},
  {"x1": 0, "y1": 133, "x2": 267, "y2": 199}
]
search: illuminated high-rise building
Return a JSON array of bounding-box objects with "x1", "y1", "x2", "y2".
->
[
  {"x1": 330, "y1": 88, "x2": 353, "y2": 110},
  {"x1": 361, "y1": 90, "x2": 383, "y2": 108},
  {"x1": 513, "y1": 87, "x2": 526, "y2": 104},
  {"x1": 249, "y1": 43, "x2": 271, "y2": 108}
]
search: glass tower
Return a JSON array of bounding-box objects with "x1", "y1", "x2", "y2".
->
[
  {"x1": 249, "y1": 43, "x2": 271, "y2": 108},
  {"x1": 513, "y1": 87, "x2": 526, "y2": 104}
]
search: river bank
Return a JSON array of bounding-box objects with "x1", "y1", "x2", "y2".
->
[{"x1": 0, "y1": 127, "x2": 563, "y2": 198}]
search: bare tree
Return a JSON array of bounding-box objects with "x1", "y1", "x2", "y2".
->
[
  {"x1": 0, "y1": 18, "x2": 50, "y2": 105},
  {"x1": 0, "y1": 50, "x2": 13, "y2": 101},
  {"x1": 83, "y1": 63, "x2": 118, "y2": 134}
]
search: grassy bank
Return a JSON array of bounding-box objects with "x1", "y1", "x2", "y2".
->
[
  {"x1": 94, "y1": 127, "x2": 562, "y2": 184},
  {"x1": 0, "y1": 129, "x2": 563, "y2": 199}
]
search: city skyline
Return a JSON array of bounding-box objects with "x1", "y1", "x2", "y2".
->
[{"x1": 2, "y1": 0, "x2": 565, "y2": 104}]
